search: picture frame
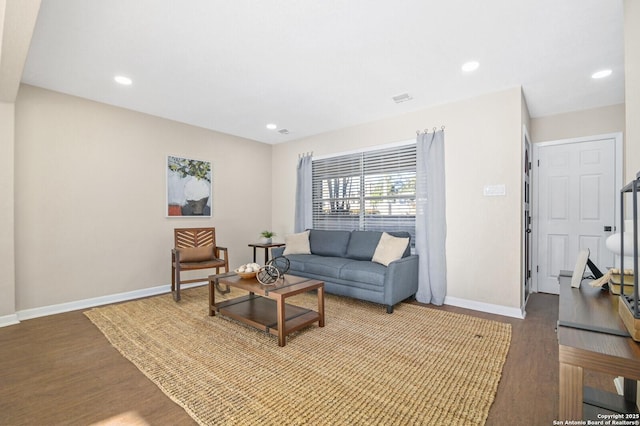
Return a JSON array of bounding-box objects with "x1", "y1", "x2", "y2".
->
[
  {"x1": 166, "y1": 155, "x2": 212, "y2": 217},
  {"x1": 571, "y1": 249, "x2": 590, "y2": 288}
]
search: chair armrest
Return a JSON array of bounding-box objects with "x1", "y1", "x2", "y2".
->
[
  {"x1": 215, "y1": 247, "x2": 229, "y2": 272},
  {"x1": 215, "y1": 246, "x2": 228, "y2": 258}
]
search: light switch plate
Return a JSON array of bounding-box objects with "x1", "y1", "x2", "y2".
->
[{"x1": 483, "y1": 184, "x2": 506, "y2": 197}]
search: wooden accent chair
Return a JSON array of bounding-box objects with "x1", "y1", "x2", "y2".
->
[{"x1": 171, "y1": 227, "x2": 229, "y2": 301}]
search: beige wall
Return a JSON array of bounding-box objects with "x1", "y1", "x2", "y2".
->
[
  {"x1": 625, "y1": 0, "x2": 640, "y2": 182},
  {"x1": 1, "y1": 1, "x2": 635, "y2": 320},
  {"x1": 14, "y1": 85, "x2": 272, "y2": 310},
  {"x1": 272, "y1": 87, "x2": 524, "y2": 311},
  {"x1": 0, "y1": 102, "x2": 15, "y2": 318},
  {"x1": 530, "y1": 104, "x2": 625, "y2": 143},
  {"x1": 0, "y1": 0, "x2": 40, "y2": 322},
  {"x1": 521, "y1": 89, "x2": 532, "y2": 137},
  {"x1": 0, "y1": 0, "x2": 41, "y2": 102}
]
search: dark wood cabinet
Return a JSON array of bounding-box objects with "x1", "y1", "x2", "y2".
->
[{"x1": 558, "y1": 271, "x2": 640, "y2": 419}]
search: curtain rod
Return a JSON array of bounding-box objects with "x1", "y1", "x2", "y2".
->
[
  {"x1": 416, "y1": 126, "x2": 446, "y2": 135},
  {"x1": 298, "y1": 151, "x2": 313, "y2": 158}
]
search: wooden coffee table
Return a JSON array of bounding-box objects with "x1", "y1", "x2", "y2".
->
[{"x1": 208, "y1": 273, "x2": 324, "y2": 347}]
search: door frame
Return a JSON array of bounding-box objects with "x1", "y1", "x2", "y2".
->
[
  {"x1": 531, "y1": 132, "x2": 623, "y2": 294},
  {"x1": 522, "y1": 124, "x2": 532, "y2": 309}
]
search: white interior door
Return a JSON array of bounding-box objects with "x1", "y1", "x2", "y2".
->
[{"x1": 535, "y1": 137, "x2": 617, "y2": 294}]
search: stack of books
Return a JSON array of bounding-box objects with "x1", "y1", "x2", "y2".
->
[{"x1": 608, "y1": 268, "x2": 635, "y2": 295}]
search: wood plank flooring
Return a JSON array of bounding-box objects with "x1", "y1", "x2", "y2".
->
[{"x1": 0, "y1": 292, "x2": 614, "y2": 425}]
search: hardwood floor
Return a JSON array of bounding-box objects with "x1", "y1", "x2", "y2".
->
[{"x1": 0, "y1": 292, "x2": 615, "y2": 426}]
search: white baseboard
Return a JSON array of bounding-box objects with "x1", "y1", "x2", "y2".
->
[
  {"x1": 4, "y1": 282, "x2": 524, "y2": 327},
  {"x1": 0, "y1": 314, "x2": 20, "y2": 327},
  {"x1": 7, "y1": 281, "x2": 208, "y2": 325},
  {"x1": 444, "y1": 296, "x2": 526, "y2": 319}
]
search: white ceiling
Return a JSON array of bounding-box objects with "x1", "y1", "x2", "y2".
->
[{"x1": 21, "y1": 0, "x2": 625, "y2": 144}]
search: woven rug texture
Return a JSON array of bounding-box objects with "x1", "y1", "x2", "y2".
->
[{"x1": 84, "y1": 285, "x2": 511, "y2": 426}]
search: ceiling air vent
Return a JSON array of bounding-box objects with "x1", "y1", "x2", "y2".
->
[
  {"x1": 278, "y1": 129, "x2": 290, "y2": 135},
  {"x1": 392, "y1": 93, "x2": 413, "y2": 104}
]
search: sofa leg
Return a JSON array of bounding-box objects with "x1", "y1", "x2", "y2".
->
[{"x1": 386, "y1": 305, "x2": 394, "y2": 314}]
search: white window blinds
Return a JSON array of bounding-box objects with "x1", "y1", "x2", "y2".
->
[{"x1": 312, "y1": 144, "x2": 416, "y2": 244}]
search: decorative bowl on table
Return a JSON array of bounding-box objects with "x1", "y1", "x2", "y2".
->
[{"x1": 235, "y1": 263, "x2": 261, "y2": 279}]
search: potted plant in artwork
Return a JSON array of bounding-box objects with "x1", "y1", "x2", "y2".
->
[{"x1": 259, "y1": 230, "x2": 276, "y2": 244}]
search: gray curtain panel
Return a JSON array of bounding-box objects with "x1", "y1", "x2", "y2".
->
[
  {"x1": 294, "y1": 154, "x2": 313, "y2": 233},
  {"x1": 415, "y1": 130, "x2": 447, "y2": 305}
]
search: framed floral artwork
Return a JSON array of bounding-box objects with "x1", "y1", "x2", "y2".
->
[{"x1": 166, "y1": 155, "x2": 212, "y2": 217}]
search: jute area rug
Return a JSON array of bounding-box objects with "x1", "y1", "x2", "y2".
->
[{"x1": 85, "y1": 285, "x2": 511, "y2": 426}]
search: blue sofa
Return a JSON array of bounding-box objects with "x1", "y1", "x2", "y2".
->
[{"x1": 271, "y1": 229, "x2": 418, "y2": 313}]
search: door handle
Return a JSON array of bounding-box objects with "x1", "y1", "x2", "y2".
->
[{"x1": 604, "y1": 226, "x2": 612, "y2": 232}]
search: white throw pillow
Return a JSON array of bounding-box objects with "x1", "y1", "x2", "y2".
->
[
  {"x1": 372, "y1": 232, "x2": 409, "y2": 266},
  {"x1": 283, "y1": 230, "x2": 311, "y2": 255}
]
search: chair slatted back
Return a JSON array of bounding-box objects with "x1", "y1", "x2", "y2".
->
[{"x1": 174, "y1": 228, "x2": 216, "y2": 250}]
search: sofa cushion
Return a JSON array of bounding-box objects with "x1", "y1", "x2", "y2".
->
[
  {"x1": 339, "y1": 261, "x2": 387, "y2": 287},
  {"x1": 372, "y1": 232, "x2": 410, "y2": 266},
  {"x1": 282, "y1": 253, "x2": 323, "y2": 272},
  {"x1": 303, "y1": 256, "x2": 355, "y2": 279},
  {"x1": 309, "y1": 229, "x2": 351, "y2": 257},
  {"x1": 345, "y1": 231, "x2": 382, "y2": 260},
  {"x1": 283, "y1": 230, "x2": 311, "y2": 255}
]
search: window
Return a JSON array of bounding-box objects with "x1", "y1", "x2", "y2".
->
[{"x1": 312, "y1": 143, "x2": 416, "y2": 244}]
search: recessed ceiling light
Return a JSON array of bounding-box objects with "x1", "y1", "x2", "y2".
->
[
  {"x1": 461, "y1": 61, "x2": 480, "y2": 73},
  {"x1": 114, "y1": 75, "x2": 132, "y2": 85},
  {"x1": 591, "y1": 69, "x2": 612, "y2": 79},
  {"x1": 266, "y1": 123, "x2": 277, "y2": 130}
]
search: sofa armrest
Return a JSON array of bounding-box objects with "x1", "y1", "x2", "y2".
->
[
  {"x1": 271, "y1": 246, "x2": 285, "y2": 258},
  {"x1": 384, "y1": 255, "x2": 419, "y2": 306}
]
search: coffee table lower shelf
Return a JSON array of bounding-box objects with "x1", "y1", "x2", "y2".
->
[{"x1": 215, "y1": 295, "x2": 321, "y2": 345}]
